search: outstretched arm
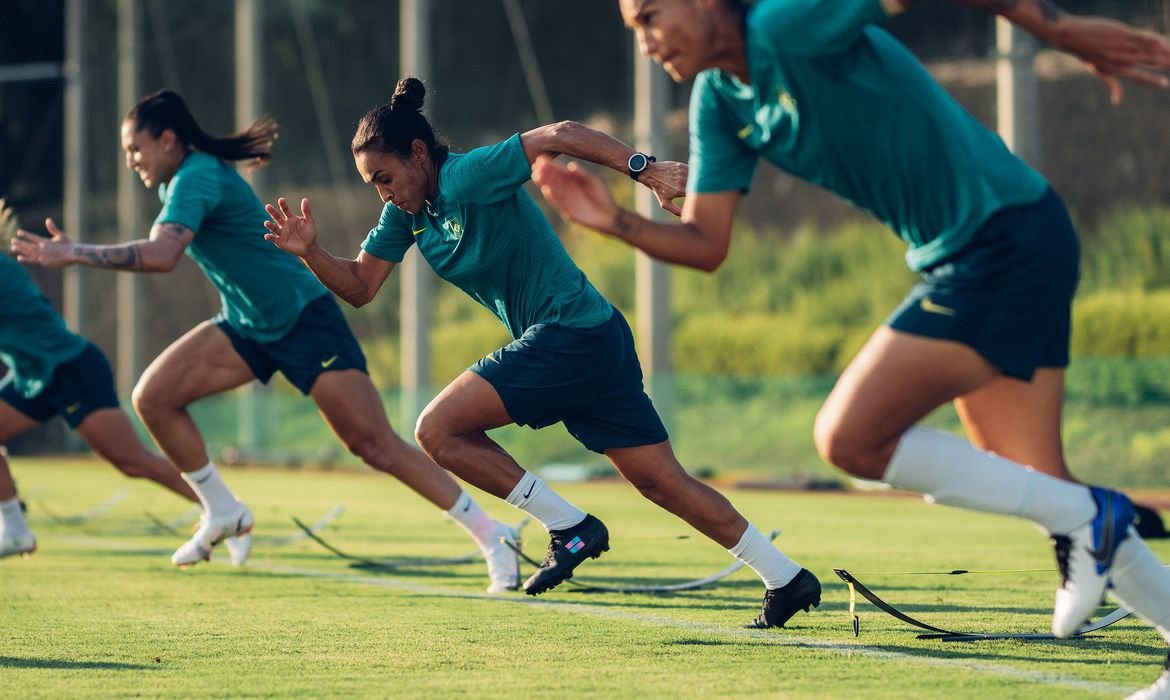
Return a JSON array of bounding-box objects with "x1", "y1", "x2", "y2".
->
[
  {"x1": 12, "y1": 219, "x2": 191, "y2": 272},
  {"x1": 263, "y1": 197, "x2": 394, "y2": 308},
  {"x1": 916, "y1": 0, "x2": 1170, "y2": 104},
  {"x1": 532, "y1": 156, "x2": 738, "y2": 273},
  {"x1": 520, "y1": 120, "x2": 686, "y2": 216}
]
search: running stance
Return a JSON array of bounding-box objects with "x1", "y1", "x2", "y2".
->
[
  {"x1": 12, "y1": 91, "x2": 519, "y2": 591},
  {"x1": 263, "y1": 77, "x2": 822, "y2": 628},
  {"x1": 0, "y1": 237, "x2": 200, "y2": 560},
  {"x1": 533, "y1": 0, "x2": 1170, "y2": 688}
]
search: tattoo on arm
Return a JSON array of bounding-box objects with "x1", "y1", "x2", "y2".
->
[
  {"x1": 157, "y1": 223, "x2": 190, "y2": 243},
  {"x1": 74, "y1": 242, "x2": 144, "y2": 271}
]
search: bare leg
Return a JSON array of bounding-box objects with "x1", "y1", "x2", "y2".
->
[
  {"x1": 605, "y1": 441, "x2": 747, "y2": 548},
  {"x1": 814, "y1": 327, "x2": 999, "y2": 479},
  {"x1": 954, "y1": 368, "x2": 1072, "y2": 478},
  {"x1": 74, "y1": 407, "x2": 197, "y2": 502},
  {"x1": 131, "y1": 322, "x2": 255, "y2": 472},
  {"x1": 310, "y1": 369, "x2": 460, "y2": 510},
  {"x1": 414, "y1": 371, "x2": 530, "y2": 499},
  {"x1": 0, "y1": 400, "x2": 41, "y2": 501}
]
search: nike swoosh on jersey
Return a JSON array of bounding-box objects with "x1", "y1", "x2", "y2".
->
[
  {"x1": 412, "y1": 227, "x2": 428, "y2": 236},
  {"x1": 65, "y1": 402, "x2": 82, "y2": 414},
  {"x1": 919, "y1": 297, "x2": 956, "y2": 316},
  {"x1": 320, "y1": 355, "x2": 339, "y2": 368}
]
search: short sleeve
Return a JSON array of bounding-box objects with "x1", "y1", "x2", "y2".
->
[
  {"x1": 441, "y1": 134, "x2": 531, "y2": 205},
  {"x1": 752, "y1": 0, "x2": 891, "y2": 56},
  {"x1": 360, "y1": 202, "x2": 415, "y2": 263},
  {"x1": 688, "y1": 73, "x2": 759, "y2": 195},
  {"x1": 154, "y1": 159, "x2": 221, "y2": 232}
]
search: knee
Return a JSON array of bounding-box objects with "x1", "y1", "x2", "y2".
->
[
  {"x1": 413, "y1": 409, "x2": 449, "y2": 463},
  {"x1": 130, "y1": 376, "x2": 166, "y2": 422},
  {"x1": 109, "y1": 455, "x2": 154, "y2": 480},
  {"x1": 625, "y1": 470, "x2": 685, "y2": 510},
  {"x1": 813, "y1": 409, "x2": 883, "y2": 480}
]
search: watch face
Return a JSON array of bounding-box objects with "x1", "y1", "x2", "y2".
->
[{"x1": 629, "y1": 153, "x2": 648, "y2": 172}]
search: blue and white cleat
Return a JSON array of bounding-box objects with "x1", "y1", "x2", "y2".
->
[{"x1": 1051, "y1": 486, "x2": 1134, "y2": 638}]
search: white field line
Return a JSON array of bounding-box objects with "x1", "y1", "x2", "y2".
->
[{"x1": 51, "y1": 534, "x2": 1141, "y2": 696}]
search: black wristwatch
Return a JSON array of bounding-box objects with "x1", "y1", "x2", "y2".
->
[{"x1": 627, "y1": 152, "x2": 656, "y2": 181}]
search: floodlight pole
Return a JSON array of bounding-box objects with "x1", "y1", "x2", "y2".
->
[
  {"x1": 399, "y1": 0, "x2": 435, "y2": 433},
  {"x1": 235, "y1": 0, "x2": 270, "y2": 453},
  {"x1": 63, "y1": 0, "x2": 87, "y2": 336},
  {"x1": 633, "y1": 49, "x2": 673, "y2": 416},
  {"x1": 995, "y1": 19, "x2": 1040, "y2": 168},
  {"x1": 116, "y1": 0, "x2": 144, "y2": 397}
]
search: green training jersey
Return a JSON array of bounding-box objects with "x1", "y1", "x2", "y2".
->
[
  {"x1": 688, "y1": 0, "x2": 1049, "y2": 271},
  {"x1": 361, "y1": 134, "x2": 613, "y2": 339},
  {"x1": 156, "y1": 152, "x2": 327, "y2": 342},
  {"x1": 0, "y1": 254, "x2": 88, "y2": 399}
]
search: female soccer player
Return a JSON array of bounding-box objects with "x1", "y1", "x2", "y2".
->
[
  {"x1": 0, "y1": 238, "x2": 202, "y2": 559},
  {"x1": 531, "y1": 0, "x2": 1170, "y2": 687},
  {"x1": 262, "y1": 77, "x2": 821, "y2": 629},
  {"x1": 11, "y1": 91, "x2": 519, "y2": 591}
]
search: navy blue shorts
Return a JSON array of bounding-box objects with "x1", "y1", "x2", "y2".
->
[
  {"x1": 471, "y1": 309, "x2": 668, "y2": 454},
  {"x1": 0, "y1": 342, "x2": 121, "y2": 428},
  {"x1": 217, "y1": 294, "x2": 368, "y2": 395},
  {"x1": 887, "y1": 188, "x2": 1079, "y2": 381}
]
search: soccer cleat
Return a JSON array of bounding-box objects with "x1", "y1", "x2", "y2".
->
[
  {"x1": 1052, "y1": 486, "x2": 1134, "y2": 638},
  {"x1": 223, "y1": 532, "x2": 253, "y2": 567},
  {"x1": 0, "y1": 531, "x2": 36, "y2": 559},
  {"x1": 744, "y1": 568, "x2": 822, "y2": 629},
  {"x1": 171, "y1": 502, "x2": 254, "y2": 567},
  {"x1": 1125, "y1": 652, "x2": 1170, "y2": 700},
  {"x1": 523, "y1": 514, "x2": 609, "y2": 595},
  {"x1": 484, "y1": 522, "x2": 521, "y2": 594}
]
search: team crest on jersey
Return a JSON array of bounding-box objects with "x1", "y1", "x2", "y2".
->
[{"x1": 441, "y1": 216, "x2": 464, "y2": 241}]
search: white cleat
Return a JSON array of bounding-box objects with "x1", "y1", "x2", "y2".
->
[
  {"x1": 484, "y1": 522, "x2": 520, "y2": 594},
  {"x1": 0, "y1": 531, "x2": 36, "y2": 559},
  {"x1": 171, "y1": 502, "x2": 254, "y2": 568},
  {"x1": 1126, "y1": 653, "x2": 1170, "y2": 700},
  {"x1": 224, "y1": 532, "x2": 253, "y2": 567},
  {"x1": 1052, "y1": 487, "x2": 1134, "y2": 638}
]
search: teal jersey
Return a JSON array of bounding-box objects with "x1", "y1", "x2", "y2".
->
[
  {"x1": 689, "y1": 0, "x2": 1049, "y2": 271},
  {"x1": 156, "y1": 152, "x2": 327, "y2": 342},
  {"x1": 0, "y1": 254, "x2": 88, "y2": 399},
  {"x1": 361, "y1": 134, "x2": 613, "y2": 338}
]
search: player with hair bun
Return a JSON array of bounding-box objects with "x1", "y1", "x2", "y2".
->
[{"x1": 264, "y1": 76, "x2": 823, "y2": 628}]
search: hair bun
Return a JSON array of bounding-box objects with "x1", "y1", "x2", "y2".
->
[{"x1": 390, "y1": 77, "x2": 426, "y2": 112}]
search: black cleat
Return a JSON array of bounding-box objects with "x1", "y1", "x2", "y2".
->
[
  {"x1": 744, "y1": 568, "x2": 822, "y2": 629},
  {"x1": 523, "y1": 514, "x2": 609, "y2": 595},
  {"x1": 1133, "y1": 503, "x2": 1168, "y2": 539}
]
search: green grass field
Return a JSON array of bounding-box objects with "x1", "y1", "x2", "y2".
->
[{"x1": 3, "y1": 458, "x2": 1168, "y2": 698}]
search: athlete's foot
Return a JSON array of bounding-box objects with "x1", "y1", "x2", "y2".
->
[
  {"x1": 172, "y1": 502, "x2": 254, "y2": 567},
  {"x1": 744, "y1": 568, "x2": 822, "y2": 629},
  {"x1": 1052, "y1": 486, "x2": 1134, "y2": 638},
  {"x1": 484, "y1": 522, "x2": 520, "y2": 593},
  {"x1": 1126, "y1": 651, "x2": 1170, "y2": 700},
  {"x1": 0, "y1": 531, "x2": 36, "y2": 559},
  {"x1": 224, "y1": 532, "x2": 253, "y2": 567},
  {"x1": 523, "y1": 514, "x2": 609, "y2": 595}
]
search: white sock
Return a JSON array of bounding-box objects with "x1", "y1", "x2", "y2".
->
[
  {"x1": 504, "y1": 472, "x2": 586, "y2": 532},
  {"x1": 181, "y1": 462, "x2": 239, "y2": 519},
  {"x1": 883, "y1": 426, "x2": 1095, "y2": 535},
  {"x1": 728, "y1": 522, "x2": 802, "y2": 589},
  {"x1": 0, "y1": 496, "x2": 30, "y2": 537},
  {"x1": 445, "y1": 490, "x2": 499, "y2": 547},
  {"x1": 1110, "y1": 528, "x2": 1170, "y2": 645}
]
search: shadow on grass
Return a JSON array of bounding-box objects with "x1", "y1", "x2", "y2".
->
[{"x1": 0, "y1": 656, "x2": 151, "y2": 671}]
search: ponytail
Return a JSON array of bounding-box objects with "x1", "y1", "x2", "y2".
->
[{"x1": 126, "y1": 89, "x2": 278, "y2": 168}]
